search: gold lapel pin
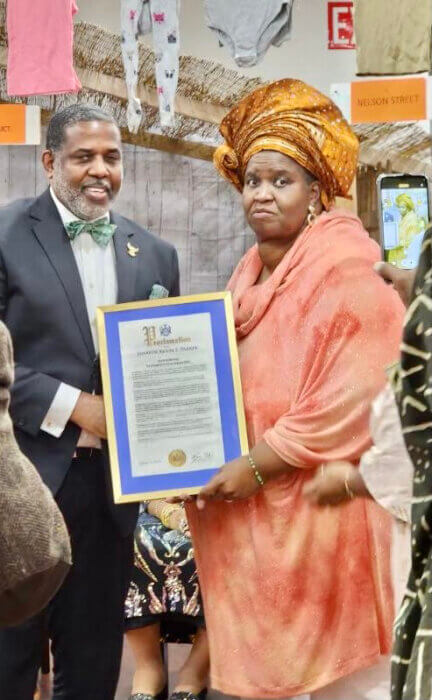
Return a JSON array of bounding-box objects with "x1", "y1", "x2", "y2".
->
[{"x1": 127, "y1": 241, "x2": 140, "y2": 258}]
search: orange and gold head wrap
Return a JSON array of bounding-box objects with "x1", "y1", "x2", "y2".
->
[{"x1": 214, "y1": 78, "x2": 359, "y2": 210}]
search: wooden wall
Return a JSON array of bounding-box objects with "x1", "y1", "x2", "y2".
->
[
  {"x1": 0, "y1": 141, "x2": 254, "y2": 295},
  {"x1": 356, "y1": 164, "x2": 381, "y2": 244},
  {"x1": 0, "y1": 138, "x2": 386, "y2": 296}
]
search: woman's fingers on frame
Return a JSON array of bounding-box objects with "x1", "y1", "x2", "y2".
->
[
  {"x1": 166, "y1": 495, "x2": 195, "y2": 504},
  {"x1": 196, "y1": 476, "x2": 224, "y2": 509}
]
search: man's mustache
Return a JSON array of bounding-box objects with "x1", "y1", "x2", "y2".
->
[{"x1": 81, "y1": 180, "x2": 113, "y2": 196}]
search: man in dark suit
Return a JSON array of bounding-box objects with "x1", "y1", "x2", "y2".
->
[{"x1": 0, "y1": 104, "x2": 180, "y2": 699}]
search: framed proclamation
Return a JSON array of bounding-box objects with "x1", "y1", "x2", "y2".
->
[{"x1": 97, "y1": 292, "x2": 248, "y2": 503}]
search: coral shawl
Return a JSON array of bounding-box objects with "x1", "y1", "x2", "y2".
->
[{"x1": 187, "y1": 210, "x2": 405, "y2": 698}]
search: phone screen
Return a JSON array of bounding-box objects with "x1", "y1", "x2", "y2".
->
[{"x1": 379, "y1": 177, "x2": 429, "y2": 269}]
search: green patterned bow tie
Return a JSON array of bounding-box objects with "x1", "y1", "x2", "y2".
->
[{"x1": 65, "y1": 220, "x2": 117, "y2": 248}]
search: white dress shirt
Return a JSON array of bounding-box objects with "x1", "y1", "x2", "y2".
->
[{"x1": 41, "y1": 188, "x2": 118, "y2": 446}]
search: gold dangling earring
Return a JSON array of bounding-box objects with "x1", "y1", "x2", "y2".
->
[{"x1": 307, "y1": 203, "x2": 317, "y2": 227}]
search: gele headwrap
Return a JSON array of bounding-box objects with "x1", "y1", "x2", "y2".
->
[{"x1": 214, "y1": 78, "x2": 359, "y2": 209}]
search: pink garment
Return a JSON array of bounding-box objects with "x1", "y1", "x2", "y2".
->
[
  {"x1": 187, "y1": 209, "x2": 405, "y2": 698},
  {"x1": 7, "y1": 0, "x2": 81, "y2": 96}
]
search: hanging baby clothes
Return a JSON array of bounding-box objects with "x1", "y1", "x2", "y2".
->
[
  {"x1": 204, "y1": 0, "x2": 294, "y2": 67},
  {"x1": 121, "y1": 0, "x2": 180, "y2": 132},
  {"x1": 354, "y1": 0, "x2": 432, "y2": 75},
  {"x1": 7, "y1": 0, "x2": 81, "y2": 96},
  {"x1": 120, "y1": 0, "x2": 151, "y2": 132},
  {"x1": 151, "y1": 0, "x2": 180, "y2": 127}
]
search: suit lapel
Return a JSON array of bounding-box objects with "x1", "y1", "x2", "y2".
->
[
  {"x1": 112, "y1": 214, "x2": 139, "y2": 304},
  {"x1": 30, "y1": 190, "x2": 95, "y2": 359}
]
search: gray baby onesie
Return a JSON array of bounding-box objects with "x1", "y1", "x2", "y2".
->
[{"x1": 204, "y1": 0, "x2": 294, "y2": 67}]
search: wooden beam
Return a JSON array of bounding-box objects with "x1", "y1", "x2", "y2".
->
[
  {"x1": 118, "y1": 129, "x2": 215, "y2": 161},
  {"x1": 0, "y1": 46, "x2": 219, "y2": 160},
  {"x1": 37, "y1": 108, "x2": 215, "y2": 162},
  {"x1": 76, "y1": 68, "x2": 226, "y2": 126},
  {"x1": 0, "y1": 47, "x2": 227, "y2": 127}
]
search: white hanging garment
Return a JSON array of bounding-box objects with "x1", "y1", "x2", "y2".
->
[
  {"x1": 120, "y1": 0, "x2": 180, "y2": 132},
  {"x1": 150, "y1": 0, "x2": 180, "y2": 127}
]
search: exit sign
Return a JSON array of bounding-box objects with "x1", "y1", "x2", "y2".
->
[{"x1": 328, "y1": 2, "x2": 355, "y2": 50}]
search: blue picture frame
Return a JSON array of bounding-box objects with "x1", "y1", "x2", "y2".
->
[{"x1": 97, "y1": 292, "x2": 248, "y2": 502}]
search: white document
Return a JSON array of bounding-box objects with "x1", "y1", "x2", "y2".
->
[{"x1": 118, "y1": 312, "x2": 225, "y2": 477}]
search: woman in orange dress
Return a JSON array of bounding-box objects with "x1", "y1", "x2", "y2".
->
[{"x1": 186, "y1": 80, "x2": 405, "y2": 699}]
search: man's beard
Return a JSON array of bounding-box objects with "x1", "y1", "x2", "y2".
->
[{"x1": 51, "y1": 171, "x2": 115, "y2": 221}]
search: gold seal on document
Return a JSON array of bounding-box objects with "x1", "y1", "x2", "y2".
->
[{"x1": 168, "y1": 449, "x2": 187, "y2": 467}]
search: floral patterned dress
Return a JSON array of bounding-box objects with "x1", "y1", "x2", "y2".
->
[{"x1": 125, "y1": 507, "x2": 204, "y2": 643}]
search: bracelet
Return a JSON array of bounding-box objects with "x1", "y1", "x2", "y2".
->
[
  {"x1": 247, "y1": 454, "x2": 265, "y2": 487},
  {"x1": 344, "y1": 473, "x2": 355, "y2": 500},
  {"x1": 159, "y1": 504, "x2": 180, "y2": 528}
]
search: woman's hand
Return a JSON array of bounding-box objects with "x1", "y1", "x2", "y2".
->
[
  {"x1": 168, "y1": 508, "x2": 190, "y2": 536},
  {"x1": 196, "y1": 456, "x2": 260, "y2": 509},
  {"x1": 374, "y1": 262, "x2": 416, "y2": 307},
  {"x1": 166, "y1": 495, "x2": 194, "y2": 504},
  {"x1": 148, "y1": 499, "x2": 191, "y2": 535},
  {"x1": 302, "y1": 461, "x2": 368, "y2": 506}
]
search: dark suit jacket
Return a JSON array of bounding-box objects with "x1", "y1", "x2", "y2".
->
[{"x1": 0, "y1": 189, "x2": 180, "y2": 535}]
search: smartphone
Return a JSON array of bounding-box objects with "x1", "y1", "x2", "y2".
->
[{"x1": 376, "y1": 173, "x2": 430, "y2": 269}]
